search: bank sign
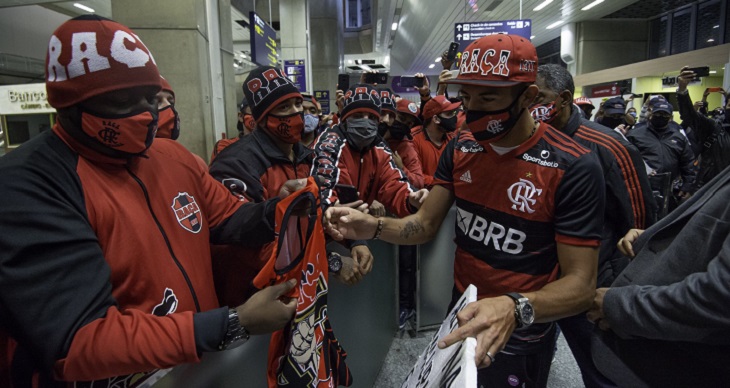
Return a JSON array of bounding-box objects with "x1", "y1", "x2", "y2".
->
[{"x1": 0, "y1": 84, "x2": 55, "y2": 115}]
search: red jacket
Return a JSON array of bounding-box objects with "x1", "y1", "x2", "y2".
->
[
  {"x1": 411, "y1": 125, "x2": 455, "y2": 188},
  {"x1": 387, "y1": 137, "x2": 425, "y2": 189},
  {"x1": 311, "y1": 125, "x2": 417, "y2": 217},
  {"x1": 0, "y1": 125, "x2": 278, "y2": 385}
]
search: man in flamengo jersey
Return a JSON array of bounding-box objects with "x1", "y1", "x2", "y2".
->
[{"x1": 324, "y1": 34, "x2": 605, "y2": 387}]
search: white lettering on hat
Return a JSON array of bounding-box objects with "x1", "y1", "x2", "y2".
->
[
  {"x1": 246, "y1": 68, "x2": 294, "y2": 106},
  {"x1": 461, "y1": 49, "x2": 481, "y2": 74},
  {"x1": 110, "y1": 30, "x2": 150, "y2": 68},
  {"x1": 461, "y1": 48, "x2": 512, "y2": 78},
  {"x1": 519, "y1": 59, "x2": 536, "y2": 73},
  {"x1": 47, "y1": 35, "x2": 69, "y2": 82},
  {"x1": 493, "y1": 50, "x2": 510, "y2": 76},
  {"x1": 68, "y1": 32, "x2": 111, "y2": 79}
]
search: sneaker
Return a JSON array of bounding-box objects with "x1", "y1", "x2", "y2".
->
[{"x1": 398, "y1": 308, "x2": 415, "y2": 330}]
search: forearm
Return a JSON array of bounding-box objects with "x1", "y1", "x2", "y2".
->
[
  {"x1": 379, "y1": 212, "x2": 439, "y2": 245},
  {"x1": 523, "y1": 272, "x2": 596, "y2": 323}
]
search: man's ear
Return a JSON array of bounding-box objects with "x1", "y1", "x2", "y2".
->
[
  {"x1": 522, "y1": 84, "x2": 540, "y2": 107},
  {"x1": 559, "y1": 90, "x2": 573, "y2": 109}
]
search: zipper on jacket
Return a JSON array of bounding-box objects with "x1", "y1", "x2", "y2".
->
[{"x1": 126, "y1": 167, "x2": 202, "y2": 312}]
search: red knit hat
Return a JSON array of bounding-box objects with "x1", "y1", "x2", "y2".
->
[
  {"x1": 341, "y1": 84, "x2": 382, "y2": 122},
  {"x1": 45, "y1": 15, "x2": 161, "y2": 109},
  {"x1": 160, "y1": 76, "x2": 174, "y2": 97}
]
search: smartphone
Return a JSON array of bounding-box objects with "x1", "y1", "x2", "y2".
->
[
  {"x1": 364, "y1": 72, "x2": 388, "y2": 85},
  {"x1": 334, "y1": 184, "x2": 359, "y2": 204},
  {"x1": 707, "y1": 87, "x2": 723, "y2": 93},
  {"x1": 399, "y1": 76, "x2": 424, "y2": 88},
  {"x1": 446, "y1": 41, "x2": 460, "y2": 61},
  {"x1": 688, "y1": 66, "x2": 710, "y2": 78},
  {"x1": 631, "y1": 93, "x2": 644, "y2": 98},
  {"x1": 337, "y1": 73, "x2": 349, "y2": 91}
]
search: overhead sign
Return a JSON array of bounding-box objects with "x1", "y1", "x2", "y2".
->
[
  {"x1": 661, "y1": 76, "x2": 699, "y2": 88},
  {"x1": 284, "y1": 60, "x2": 307, "y2": 92},
  {"x1": 0, "y1": 83, "x2": 55, "y2": 115},
  {"x1": 249, "y1": 11, "x2": 279, "y2": 67},
  {"x1": 314, "y1": 90, "x2": 330, "y2": 114},
  {"x1": 401, "y1": 284, "x2": 478, "y2": 388},
  {"x1": 590, "y1": 83, "x2": 620, "y2": 98},
  {"x1": 454, "y1": 19, "x2": 532, "y2": 50}
]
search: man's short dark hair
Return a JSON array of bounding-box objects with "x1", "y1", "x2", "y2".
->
[{"x1": 537, "y1": 64, "x2": 575, "y2": 96}]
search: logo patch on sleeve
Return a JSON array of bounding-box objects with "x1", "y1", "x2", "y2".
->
[{"x1": 171, "y1": 192, "x2": 203, "y2": 233}]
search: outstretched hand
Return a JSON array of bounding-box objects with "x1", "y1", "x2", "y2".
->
[{"x1": 324, "y1": 206, "x2": 377, "y2": 241}]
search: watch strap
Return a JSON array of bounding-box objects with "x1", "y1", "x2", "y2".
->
[{"x1": 218, "y1": 308, "x2": 249, "y2": 350}]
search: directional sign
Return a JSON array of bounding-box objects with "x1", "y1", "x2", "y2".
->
[
  {"x1": 454, "y1": 19, "x2": 532, "y2": 51},
  {"x1": 314, "y1": 90, "x2": 330, "y2": 114},
  {"x1": 284, "y1": 60, "x2": 307, "y2": 92},
  {"x1": 249, "y1": 11, "x2": 279, "y2": 67}
]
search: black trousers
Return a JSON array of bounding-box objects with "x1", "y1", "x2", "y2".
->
[{"x1": 398, "y1": 245, "x2": 417, "y2": 310}]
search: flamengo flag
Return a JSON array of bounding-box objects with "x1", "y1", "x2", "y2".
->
[{"x1": 401, "y1": 284, "x2": 478, "y2": 388}]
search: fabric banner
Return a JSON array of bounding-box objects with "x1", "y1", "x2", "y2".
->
[{"x1": 401, "y1": 284, "x2": 478, "y2": 388}]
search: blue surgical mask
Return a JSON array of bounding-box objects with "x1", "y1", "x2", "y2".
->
[{"x1": 304, "y1": 114, "x2": 319, "y2": 134}]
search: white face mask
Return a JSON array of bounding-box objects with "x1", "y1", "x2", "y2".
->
[
  {"x1": 345, "y1": 117, "x2": 379, "y2": 150},
  {"x1": 304, "y1": 114, "x2": 319, "y2": 134}
]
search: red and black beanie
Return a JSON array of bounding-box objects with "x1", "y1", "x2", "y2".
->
[
  {"x1": 379, "y1": 88, "x2": 397, "y2": 115},
  {"x1": 243, "y1": 66, "x2": 301, "y2": 123},
  {"x1": 45, "y1": 15, "x2": 161, "y2": 109},
  {"x1": 341, "y1": 83, "x2": 382, "y2": 122},
  {"x1": 160, "y1": 76, "x2": 174, "y2": 97}
]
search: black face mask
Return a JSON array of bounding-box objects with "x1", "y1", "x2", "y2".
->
[
  {"x1": 389, "y1": 120, "x2": 412, "y2": 140},
  {"x1": 377, "y1": 122, "x2": 389, "y2": 137},
  {"x1": 599, "y1": 116, "x2": 625, "y2": 129},
  {"x1": 437, "y1": 114, "x2": 458, "y2": 132},
  {"x1": 650, "y1": 115, "x2": 670, "y2": 130}
]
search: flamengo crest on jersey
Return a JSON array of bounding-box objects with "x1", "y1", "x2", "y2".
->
[
  {"x1": 171, "y1": 192, "x2": 203, "y2": 233},
  {"x1": 508, "y1": 178, "x2": 543, "y2": 214}
]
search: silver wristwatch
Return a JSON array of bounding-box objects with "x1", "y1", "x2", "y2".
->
[
  {"x1": 506, "y1": 292, "x2": 535, "y2": 329},
  {"x1": 218, "y1": 308, "x2": 250, "y2": 350}
]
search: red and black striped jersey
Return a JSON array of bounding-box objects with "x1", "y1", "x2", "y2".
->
[{"x1": 434, "y1": 121, "x2": 604, "y2": 299}]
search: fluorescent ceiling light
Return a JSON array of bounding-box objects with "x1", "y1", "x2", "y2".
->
[
  {"x1": 533, "y1": 0, "x2": 553, "y2": 12},
  {"x1": 359, "y1": 64, "x2": 373, "y2": 71},
  {"x1": 435, "y1": 57, "x2": 441, "y2": 62},
  {"x1": 714, "y1": 25, "x2": 720, "y2": 28},
  {"x1": 708, "y1": 38, "x2": 715, "y2": 42},
  {"x1": 546, "y1": 20, "x2": 564, "y2": 29},
  {"x1": 73, "y1": 3, "x2": 95, "y2": 13},
  {"x1": 391, "y1": 22, "x2": 398, "y2": 30},
  {"x1": 347, "y1": 59, "x2": 353, "y2": 64},
  {"x1": 239, "y1": 53, "x2": 246, "y2": 58},
  {"x1": 428, "y1": 64, "x2": 435, "y2": 69},
  {"x1": 530, "y1": 35, "x2": 535, "y2": 39},
  {"x1": 710, "y1": 70, "x2": 717, "y2": 74},
  {"x1": 581, "y1": 0, "x2": 604, "y2": 11}
]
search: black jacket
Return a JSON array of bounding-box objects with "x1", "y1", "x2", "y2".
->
[
  {"x1": 676, "y1": 90, "x2": 730, "y2": 188},
  {"x1": 627, "y1": 121, "x2": 697, "y2": 192},
  {"x1": 561, "y1": 106, "x2": 656, "y2": 287}
]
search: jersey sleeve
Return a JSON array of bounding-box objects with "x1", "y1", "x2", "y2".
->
[
  {"x1": 554, "y1": 151, "x2": 605, "y2": 247},
  {"x1": 432, "y1": 137, "x2": 457, "y2": 191},
  {"x1": 310, "y1": 129, "x2": 348, "y2": 207}
]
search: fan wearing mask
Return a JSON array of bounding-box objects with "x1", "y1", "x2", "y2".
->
[
  {"x1": 627, "y1": 98, "x2": 697, "y2": 201},
  {"x1": 311, "y1": 83, "x2": 428, "y2": 218},
  {"x1": 675, "y1": 66, "x2": 730, "y2": 190},
  {"x1": 411, "y1": 95, "x2": 462, "y2": 188},
  {"x1": 531, "y1": 64, "x2": 656, "y2": 388},
  {"x1": 210, "y1": 98, "x2": 256, "y2": 163},
  {"x1": 301, "y1": 92, "x2": 321, "y2": 149},
  {"x1": 323, "y1": 34, "x2": 605, "y2": 388},
  {"x1": 378, "y1": 90, "x2": 425, "y2": 190},
  {"x1": 208, "y1": 66, "x2": 323, "y2": 306}
]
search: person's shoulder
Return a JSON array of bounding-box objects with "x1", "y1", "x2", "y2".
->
[{"x1": 451, "y1": 130, "x2": 485, "y2": 154}]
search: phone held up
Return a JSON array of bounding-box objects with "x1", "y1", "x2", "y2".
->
[
  {"x1": 688, "y1": 66, "x2": 711, "y2": 78},
  {"x1": 399, "y1": 76, "x2": 425, "y2": 88},
  {"x1": 334, "y1": 184, "x2": 359, "y2": 204},
  {"x1": 446, "y1": 42, "x2": 460, "y2": 62},
  {"x1": 364, "y1": 72, "x2": 388, "y2": 85},
  {"x1": 337, "y1": 73, "x2": 349, "y2": 91}
]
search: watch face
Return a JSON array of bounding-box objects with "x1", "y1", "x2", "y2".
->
[
  {"x1": 520, "y1": 303, "x2": 535, "y2": 326},
  {"x1": 329, "y1": 255, "x2": 342, "y2": 273}
]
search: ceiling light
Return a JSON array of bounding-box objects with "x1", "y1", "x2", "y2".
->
[
  {"x1": 239, "y1": 53, "x2": 246, "y2": 58},
  {"x1": 581, "y1": 0, "x2": 604, "y2": 11},
  {"x1": 708, "y1": 38, "x2": 715, "y2": 42},
  {"x1": 73, "y1": 3, "x2": 95, "y2": 13},
  {"x1": 233, "y1": 63, "x2": 239, "y2": 68},
  {"x1": 391, "y1": 22, "x2": 398, "y2": 30},
  {"x1": 348, "y1": 59, "x2": 353, "y2": 64},
  {"x1": 533, "y1": 0, "x2": 553, "y2": 12},
  {"x1": 435, "y1": 57, "x2": 441, "y2": 62},
  {"x1": 359, "y1": 64, "x2": 373, "y2": 71},
  {"x1": 530, "y1": 35, "x2": 535, "y2": 39},
  {"x1": 546, "y1": 20, "x2": 564, "y2": 29},
  {"x1": 714, "y1": 25, "x2": 720, "y2": 29},
  {"x1": 428, "y1": 64, "x2": 435, "y2": 69},
  {"x1": 710, "y1": 70, "x2": 717, "y2": 74}
]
